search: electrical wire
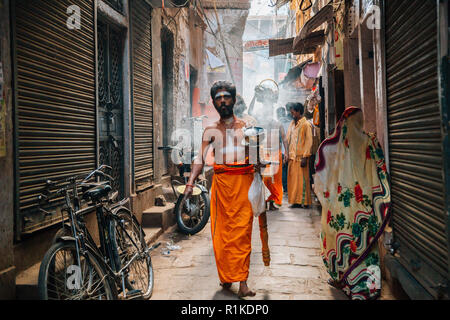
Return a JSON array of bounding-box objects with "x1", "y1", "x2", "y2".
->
[
  {"x1": 211, "y1": 0, "x2": 236, "y2": 83},
  {"x1": 246, "y1": 16, "x2": 289, "y2": 40},
  {"x1": 333, "y1": 0, "x2": 344, "y2": 13},
  {"x1": 197, "y1": 0, "x2": 239, "y2": 56},
  {"x1": 197, "y1": 0, "x2": 271, "y2": 59},
  {"x1": 247, "y1": 50, "x2": 293, "y2": 61},
  {"x1": 245, "y1": 18, "x2": 277, "y2": 39},
  {"x1": 163, "y1": 6, "x2": 183, "y2": 28},
  {"x1": 196, "y1": 0, "x2": 240, "y2": 81},
  {"x1": 204, "y1": 28, "x2": 241, "y2": 56},
  {"x1": 197, "y1": 0, "x2": 294, "y2": 76},
  {"x1": 332, "y1": 0, "x2": 346, "y2": 35}
]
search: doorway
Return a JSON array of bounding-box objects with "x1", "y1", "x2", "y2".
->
[{"x1": 97, "y1": 19, "x2": 125, "y2": 197}]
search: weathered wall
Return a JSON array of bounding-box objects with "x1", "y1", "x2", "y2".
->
[
  {"x1": 11, "y1": 0, "x2": 153, "y2": 280},
  {"x1": 349, "y1": 0, "x2": 386, "y2": 141},
  {"x1": 372, "y1": 0, "x2": 389, "y2": 157},
  {"x1": 151, "y1": 9, "x2": 164, "y2": 184},
  {"x1": 204, "y1": 8, "x2": 249, "y2": 95},
  {"x1": 189, "y1": 9, "x2": 206, "y2": 72},
  {"x1": 152, "y1": 8, "x2": 196, "y2": 179},
  {"x1": 343, "y1": 37, "x2": 362, "y2": 109},
  {"x1": 359, "y1": 24, "x2": 377, "y2": 134},
  {"x1": 0, "y1": 0, "x2": 16, "y2": 299},
  {"x1": 173, "y1": 10, "x2": 191, "y2": 130}
]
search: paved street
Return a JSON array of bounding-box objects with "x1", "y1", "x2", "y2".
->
[{"x1": 149, "y1": 195, "x2": 395, "y2": 300}]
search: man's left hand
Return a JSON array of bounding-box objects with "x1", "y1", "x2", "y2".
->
[{"x1": 300, "y1": 157, "x2": 307, "y2": 168}]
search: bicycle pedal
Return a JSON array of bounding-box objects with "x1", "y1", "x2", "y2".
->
[{"x1": 126, "y1": 289, "x2": 143, "y2": 300}]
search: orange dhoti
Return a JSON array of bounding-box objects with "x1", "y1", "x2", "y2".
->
[
  {"x1": 210, "y1": 164, "x2": 255, "y2": 283},
  {"x1": 262, "y1": 150, "x2": 283, "y2": 205}
]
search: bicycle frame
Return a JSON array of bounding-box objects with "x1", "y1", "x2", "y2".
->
[
  {"x1": 39, "y1": 165, "x2": 159, "y2": 300},
  {"x1": 51, "y1": 184, "x2": 136, "y2": 297},
  {"x1": 57, "y1": 199, "x2": 149, "y2": 299}
]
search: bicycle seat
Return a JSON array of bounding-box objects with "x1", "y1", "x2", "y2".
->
[{"x1": 83, "y1": 184, "x2": 112, "y2": 202}]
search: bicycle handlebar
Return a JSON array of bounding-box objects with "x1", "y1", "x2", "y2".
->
[
  {"x1": 38, "y1": 165, "x2": 114, "y2": 205},
  {"x1": 83, "y1": 164, "x2": 113, "y2": 182}
]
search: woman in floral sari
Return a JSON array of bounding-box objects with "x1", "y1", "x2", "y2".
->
[{"x1": 314, "y1": 107, "x2": 391, "y2": 300}]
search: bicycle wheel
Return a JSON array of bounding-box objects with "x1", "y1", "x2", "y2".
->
[
  {"x1": 110, "y1": 210, "x2": 154, "y2": 299},
  {"x1": 38, "y1": 241, "x2": 114, "y2": 300},
  {"x1": 175, "y1": 191, "x2": 210, "y2": 235}
]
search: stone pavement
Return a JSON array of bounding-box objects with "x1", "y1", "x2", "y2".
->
[{"x1": 149, "y1": 195, "x2": 395, "y2": 300}]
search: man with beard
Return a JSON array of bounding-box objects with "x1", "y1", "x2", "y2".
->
[{"x1": 184, "y1": 81, "x2": 257, "y2": 298}]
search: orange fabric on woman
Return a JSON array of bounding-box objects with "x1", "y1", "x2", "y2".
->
[
  {"x1": 262, "y1": 151, "x2": 283, "y2": 205},
  {"x1": 210, "y1": 164, "x2": 255, "y2": 283}
]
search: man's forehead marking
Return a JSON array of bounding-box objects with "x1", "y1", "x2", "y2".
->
[{"x1": 215, "y1": 91, "x2": 232, "y2": 99}]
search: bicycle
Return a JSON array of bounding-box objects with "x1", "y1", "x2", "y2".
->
[
  {"x1": 158, "y1": 145, "x2": 210, "y2": 235},
  {"x1": 37, "y1": 165, "x2": 160, "y2": 300}
]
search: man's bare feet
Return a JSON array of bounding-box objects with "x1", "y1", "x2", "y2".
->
[
  {"x1": 238, "y1": 281, "x2": 256, "y2": 298},
  {"x1": 268, "y1": 201, "x2": 279, "y2": 211},
  {"x1": 220, "y1": 282, "x2": 232, "y2": 289}
]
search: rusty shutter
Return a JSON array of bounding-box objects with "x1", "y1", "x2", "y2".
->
[
  {"x1": 131, "y1": 0, "x2": 153, "y2": 191},
  {"x1": 385, "y1": 0, "x2": 448, "y2": 298},
  {"x1": 13, "y1": 0, "x2": 96, "y2": 236}
]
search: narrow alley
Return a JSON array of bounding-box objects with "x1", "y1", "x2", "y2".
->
[
  {"x1": 149, "y1": 197, "x2": 395, "y2": 300},
  {"x1": 0, "y1": 0, "x2": 448, "y2": 303}
]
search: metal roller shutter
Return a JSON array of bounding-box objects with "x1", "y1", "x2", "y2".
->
[
  {"x1": 131, "y1": 0, "x2": 153, "y2": 191},
  {"x1": 13, "y1": 0, "x2": 96, "y2": 235},
  {"x1": 385, "y1": 0, "x2": 448, "y2": 298}
]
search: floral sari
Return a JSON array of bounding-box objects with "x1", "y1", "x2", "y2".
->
[{"x1": 314, "y1": 107, "x2": 391, "y2": 300}]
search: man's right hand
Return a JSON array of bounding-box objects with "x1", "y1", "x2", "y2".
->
[
  {"x1": 183, "y1": 184, "x2": 194, "y2": 198},
  {"x1": 254, "y1": 162, "x2": 268, "y2": 173}
]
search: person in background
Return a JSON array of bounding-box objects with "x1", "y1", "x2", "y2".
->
[
  {"x1": 276, "y1": 107, "x2": 291, "y2": 194},
  {"x1": 234, "y1": 94, "x2": 257, "y2": 128},
  {"x1": 286, "y1": 102, "x2": 313, "y2": 209},
  {"x1": 248, "y1": 86, "x2": 288, "y2": 211}
]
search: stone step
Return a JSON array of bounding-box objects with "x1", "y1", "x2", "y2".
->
[
  {"x1": 162, "y1": 186, "x2": 178, "y2": 203},
  {"x1": 15, "y1": 262, "x2": 40, "y2": 300},
  {"x1": 141, "y1": 203, "x2": 176, "y2": 230},
  {"x1": 143, "y1": 227, "x2": 164, "y2": 246}
]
